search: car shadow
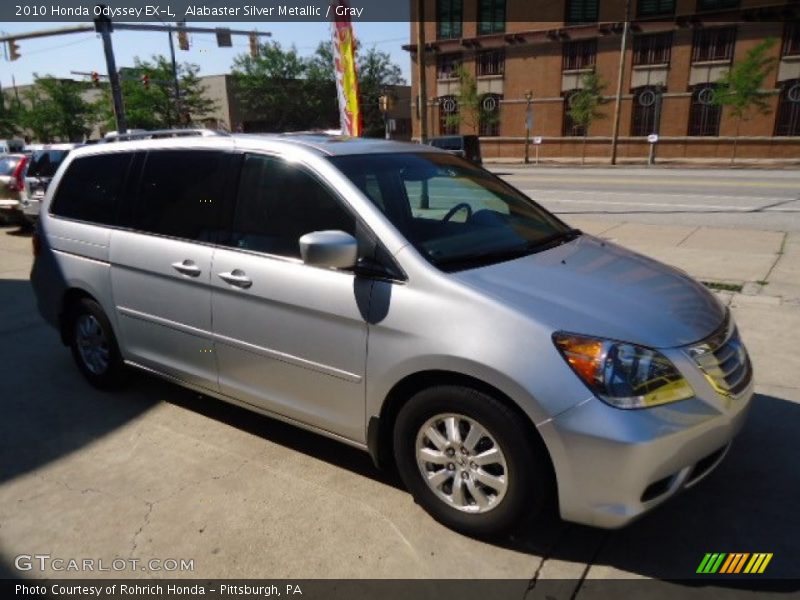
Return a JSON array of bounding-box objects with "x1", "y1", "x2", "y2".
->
[{"x1": 1, "y1": 271, "x2": 797, "y2": 588}]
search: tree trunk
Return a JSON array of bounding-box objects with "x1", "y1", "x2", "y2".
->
[
  {"x1": 731, "y1": 117, "x2": 741, "y2": 166},
  {"x1": 581, "y1": 134, "x2": 587, "y2": 165}
]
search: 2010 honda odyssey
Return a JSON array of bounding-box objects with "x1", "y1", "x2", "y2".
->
[{"x1": 31, "y1": 131, "x2": 753, "y2": 535}]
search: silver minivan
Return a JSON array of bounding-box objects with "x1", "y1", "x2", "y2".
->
[{"x1": 31, "y1": 133, "x2": 753, "y2": 535}]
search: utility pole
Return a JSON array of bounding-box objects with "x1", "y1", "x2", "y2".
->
[
  {"x1": 94, "y1": 13, "x2": 126, "y2": 134},
  {"x1": 609, "y1": 0, "x2": 631, "y2": 166},
  {"x1": 167, "y1": 28, "x2": 181, "y2": 127},
  {"x1": 524, "y1": 90, "x2": 533, "y2": 164},
  {"x1": 416, "y1": 0, "x2": 428, "y2": 144}
]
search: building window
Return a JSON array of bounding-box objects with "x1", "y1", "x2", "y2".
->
[
  {"x1": 562, "y1": 91, "x2": 586, "y2": 136},
  {"x1": 478, "y1": 0, "x2": 506, "y2": 35},
  {"x1": 439, "y1": 95, "x2": 459, "y2": 135},
  {"x1": 696, "y1": 0, "x2": 739, "y2": 11},
  {"x1": 563, "y1": 39, "x2": 597, "y2": 71},
  {"x1": 782, "y1": 22, "x2": 800, "y2": 57},
  {"x1": 633, "y1": 32, "x2": 673, "y2": 66},
  {"x1": 775, "y1": 79, "x2": 800, "y2": 136},
  {"x1": 436, "y1": 0, "x2": 463, "y2": 40},
  {"x1": 566, "y1": 0, "x2": 599, "y2": 24},
  {"x1": 436, "y1": 54, "x2": 462, "y2": 80},
  {"x1": 479, "y1": 94, "x2": 502, "y2": 136},
  {"x1": 476, "y1": 49, "x2": 505, "y2": 76},
  {"x1": 631, "y1": 87, "x2": 662, "y2": 136},
  {"x1": 692, "y1": 27, "x2": 736, "y2": 62},
  {"x1": 688, "y1": 85, "x2": 721, "y2": 136},
  {"x1": 637, "y1": 0, "x2": 675, "y2": 17}
]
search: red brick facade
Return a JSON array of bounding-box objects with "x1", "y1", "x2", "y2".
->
[{"x1": 407, "y1": 1, "x2": 800, "y2": 161}]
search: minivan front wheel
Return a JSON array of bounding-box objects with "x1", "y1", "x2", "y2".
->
[
  {"x1": 394, "y1": 385, "x2": 551, "y2": 536},
  {"x1": 69, "y1": 298, "x2": 126, "y2": 389}
]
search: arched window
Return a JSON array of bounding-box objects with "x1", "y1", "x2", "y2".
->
[
  {"x1": 438, "y1": 95, "x2": 459, "y2": 135},
  {"x1": 688, "y1": 85, "x2": 721, "y2": 136},
  {"x1": 631, "y1": 86, "x2": 662, "y2": 136},
  {"x1": 775, "y1": 79, "x2": 800, "y2": 136},
  {"x1": 479, "y1": 94, "x2": 502, "y2": 137},
  {"x1": 562, "y1": 90, "x2": 585, "y2": 137}
]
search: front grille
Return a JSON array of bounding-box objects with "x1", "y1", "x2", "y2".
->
[
  {"x1": 686, "y1": 446, "x2": 727, "y2": 485},
  {"x1": 687, "y1": 314, "x2": 752, "y2": 397}
]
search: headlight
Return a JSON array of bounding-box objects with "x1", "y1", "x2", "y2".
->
[{"x1": 553, "y1": 332, "x2": 694, "y2": 409}]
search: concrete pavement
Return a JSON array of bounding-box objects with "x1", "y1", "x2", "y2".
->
[{"x1": 1, "y1": 221, "x2": 799, "y2": 590}]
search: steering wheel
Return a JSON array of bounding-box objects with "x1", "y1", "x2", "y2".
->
[{"x1": 441, "y1": 202, "x2": 473, "y2": 223}]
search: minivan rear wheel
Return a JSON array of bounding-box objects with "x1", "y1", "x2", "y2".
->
[
  {"x1": 68, "y1": 298, "x2": 126, "y2": 389},
  {"x1": 394, "y1": 385, "x2": 551, "y2": 537}
]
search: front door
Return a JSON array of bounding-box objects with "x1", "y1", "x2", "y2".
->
[{"x1": 210, "y1": 153, "x2": 369, "y2": 442}]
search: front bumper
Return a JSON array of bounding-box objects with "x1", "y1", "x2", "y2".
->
[
  {"x1": 538, "y1": 316, "x2": 753, "y2": 529},
  {"x1": 540, "y1": 380, "x2": 752, "y2": 528}
]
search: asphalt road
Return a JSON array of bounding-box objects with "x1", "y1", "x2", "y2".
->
[{"x1": 493, "y1": 167, "x2": 800, "y2": 232}]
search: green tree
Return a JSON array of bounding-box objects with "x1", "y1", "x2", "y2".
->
[
  {"x1": 231, "y1": 41, "x2": 317, "y2": 132},
  {"x1": 20, "y1": 75, "x2": 98, "y2": 142},
  {"x1": 355, "y1": 46, "x2": 405, "y2": 137},
  {"x1": 445, "y1": 66, "x2": 480, "y2": 133},
  {"x1": 713, "y1": 38, "x2": 777, "y2": 164},
  {"x1": 0, "y1": 89, "x2": 21, "y2": 138},
  {"x1": 568, "y1": 72, "x2": 607, "y2": 164},
  {"x1": 232, "y1": 40, "x2": 405, "y2": 135},
  {"x1": 101, "y1": 56, "x2": 215, "y2": 131}
]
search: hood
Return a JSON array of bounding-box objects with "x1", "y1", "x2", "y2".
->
[{"x1": 452, "y1": 234, "x2": 725, "y2": 349}]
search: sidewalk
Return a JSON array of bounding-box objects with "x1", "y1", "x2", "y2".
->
[{"x1": 571, "y1": 219, "x2": 800, "y2": 306}]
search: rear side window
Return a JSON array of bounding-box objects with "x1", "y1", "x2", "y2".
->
[
  {"x1": 133, "y1": 150, "x2": 229, "y2": 242},
  {"x1": 50, "y1": 153, "x2": 133, "y2": 225},
  {"x1": 27, "y1": 150, "x2": 70, "y2": 178}
]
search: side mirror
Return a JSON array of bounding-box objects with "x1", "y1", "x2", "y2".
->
[{"x1": 299, "y1": 230, "x2": 358, "y2": 269}]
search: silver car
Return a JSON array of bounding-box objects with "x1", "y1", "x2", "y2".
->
[{"x1": 31, "y1": 132, "x2": 753, "y2": 535}]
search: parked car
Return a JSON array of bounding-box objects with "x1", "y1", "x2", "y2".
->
[
  {"x1": 21, "y1": 144, "x2": 80, "y2": 224},
  {"x1": 31, "y1": 133, "x2": 753, "y2": 535},
  {"x1": 0, "y1": 138, "x2": 25, "y2": 154},
  {"x1": 428, "y1": 135, "x2": 482, "y2": 165},
  {"x1": 0, "y1": 153, "x2": 29, "y2": 225}
]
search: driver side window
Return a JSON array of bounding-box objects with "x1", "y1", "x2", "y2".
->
[{"x1": 228, "y1": 154, "x2": 356, "y2": 258}]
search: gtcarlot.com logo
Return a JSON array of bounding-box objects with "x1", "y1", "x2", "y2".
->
[
  {"x1": 697, "y1": 553, "x2": 773, "y2": 574},
  {"x1": 14, "y1": 554, "x2": 194, "y2": 573}
]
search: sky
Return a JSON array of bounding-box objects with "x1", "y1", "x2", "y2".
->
[{"x1": 0, "y1": 21, "x2": 411, "y2": 88}]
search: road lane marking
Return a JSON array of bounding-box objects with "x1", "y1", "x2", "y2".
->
[{"x1": 506, "y1": 175, "x2": 800, "y2": 189}]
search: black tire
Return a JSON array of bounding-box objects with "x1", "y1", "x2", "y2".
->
[
  {"x1": 68, "y1": 298, "x2": 127, "y2": 389},
  {"x1": 393, "y1": 385, "x2": 553, "y2": 537}
]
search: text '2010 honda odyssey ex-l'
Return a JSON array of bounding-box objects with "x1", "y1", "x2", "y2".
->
[{"x1": 31, "y1": 132, "x2": 753, "y2": 536}]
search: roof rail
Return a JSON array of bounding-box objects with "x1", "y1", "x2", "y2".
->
[{"x1": 99, "y1": 129, "x2": 229, "y2": 143}]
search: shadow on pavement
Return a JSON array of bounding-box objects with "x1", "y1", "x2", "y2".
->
[{"x1": 1, "y1": 272, "x2": 797, "y2": 588}]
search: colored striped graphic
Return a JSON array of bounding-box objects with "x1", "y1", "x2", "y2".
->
[
  {"x1": 330, "y1": 0, "x2": 362, "y2": 137},
  {"x1": 697, "y1": 553, "x2": 773, "y2": 574}
]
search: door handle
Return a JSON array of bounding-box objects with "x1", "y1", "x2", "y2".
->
[
  {"x1": 218, "y1": 269, "x2": 253, "y2": 288},
  {"x1": 171, "y1": 260, "x2": 202, "y2": 277}
]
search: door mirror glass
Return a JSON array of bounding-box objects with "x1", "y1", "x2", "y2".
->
[{"x1": 299, "y1": 230, "x2": 358, "y2": 269}]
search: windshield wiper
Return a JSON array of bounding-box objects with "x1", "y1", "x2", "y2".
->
[{"x1": 430, "y1": 228, "x2": 582, "y2": 271}]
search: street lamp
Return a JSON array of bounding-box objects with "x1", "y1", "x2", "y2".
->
[{"x1": 523, "y1": 90, "x2": 533, "y2": 165}]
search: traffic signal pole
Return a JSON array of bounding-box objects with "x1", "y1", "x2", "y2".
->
[
  {"x1": 95, "y1": 15, "x2": 127, "y2": 134},
  {"x1": 167, "y1": 28, "x2": 182, "y2": 127}
]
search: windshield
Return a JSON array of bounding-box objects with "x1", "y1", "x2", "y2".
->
[
  {"x1": 328, "y1": 152, "x2": 576, "y2": 271},
  {"x1": 27, "y1": 150, "x2": 70, "y2": 178}
]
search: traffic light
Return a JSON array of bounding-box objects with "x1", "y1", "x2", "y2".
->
[
  {"x1": 177, "y1": 23, "x2": 189, "y2": 51},
  {"x1": 91, "y1": 71, "x2": 100, "y2": 87},
  {"x1": 249, "y1": 32, "x2": 259, "y2": 58},
  {"x1": 141, "y1": 74, "x2": 150, "y2": 89},
  {"x1": 8, "y1": 39, "x2": 20, "y2": 61}
]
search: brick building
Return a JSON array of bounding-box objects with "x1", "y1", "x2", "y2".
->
[{"x1": 405, "y1": 0, "x2": 800, "y2": 162}]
